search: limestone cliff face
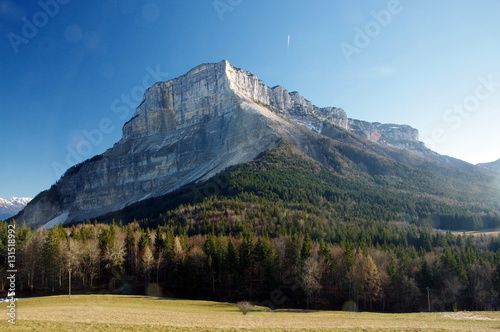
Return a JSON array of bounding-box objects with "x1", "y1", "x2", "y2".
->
[
  {"x1": 348, "y1": 120, "x2": 419, "y2": 149},
  {"x1": 123, "y1": 62, "x2": 234, "y2": 139},
  {"x1": 17, "y1": 61, "x2": 292, "y2": 226},
  {"x1": 15, "y1": 60, "x2": 424, "y2": 227},
  {"x1": 222, "y1": 64, "x2": 420, "y2": 148}
]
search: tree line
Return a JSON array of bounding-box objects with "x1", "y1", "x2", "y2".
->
[{"x1": 1, "y1": 220, "x2": 499, "y2": 312}]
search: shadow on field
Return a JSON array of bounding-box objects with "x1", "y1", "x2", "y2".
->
[
  {"x1": 149, "y1": 297, "x2": 322, "y2": 314},
  {"x1": 152, "y1": 297, "x2": 240, "y2": 309}
]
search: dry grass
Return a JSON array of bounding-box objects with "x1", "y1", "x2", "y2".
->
[{"x1": 1, "y1": 295, "x2": 500, "y2": 331}]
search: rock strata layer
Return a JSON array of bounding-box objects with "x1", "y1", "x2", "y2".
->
[{"x1": 14, "y1": 61, "x2": 440, "y2": 227}]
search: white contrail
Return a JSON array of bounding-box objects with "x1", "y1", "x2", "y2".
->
[{"x1": 287, "y1": 35, "x2": 290, "y2": 49}]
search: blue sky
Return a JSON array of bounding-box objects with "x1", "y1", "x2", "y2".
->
[{"x1": 1, "y1": 0, "x2": 500, "y2": 198}]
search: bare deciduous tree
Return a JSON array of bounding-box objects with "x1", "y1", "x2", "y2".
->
[
  {"x1": 104, "y1": 239, "x2": 125, "y2": 270},
  {"x1": 173, "y1": 236, "x2": 185, "y2": 263},
  {"x1": 60, "y1": 238, "x2": 82, "y2": 297},
  {"x1": 141, "y1": 245, "x2": 154, "y2": 282},
  {"x1": 81, "y1": 239, "x2": 100, "y2": 288},
  {"x1": 301, "y1": 256, "x2": 324, "y2": 309}
]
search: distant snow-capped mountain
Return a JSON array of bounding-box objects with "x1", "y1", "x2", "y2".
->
[{"x1": 0, "y1": 197, "x2": 32, "y2": 220}]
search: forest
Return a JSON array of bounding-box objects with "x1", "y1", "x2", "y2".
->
[
  {"x1": 1, "y1": 214, "x2": 500, "y2": 312},
  {"x1": 2, "y1": 143, "x2": 500, "y2": 312}
]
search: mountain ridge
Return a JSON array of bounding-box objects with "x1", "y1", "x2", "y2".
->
[
  {"x1": 478, "y1": 158, "x2": 500, "y2": 173},
  {"x1": 12, "y1": 60, "x2": 499, "y2": 228},
  {"x1": 93, "y1": 139, "x2": 500, "y2": 232},
  {"x1": 0, "y1": 197, "x2": 31, "y2": 220}
]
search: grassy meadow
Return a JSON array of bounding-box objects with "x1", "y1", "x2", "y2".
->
[{"x1": 1, "y1": 295, "x2": 499, "y2": 331}]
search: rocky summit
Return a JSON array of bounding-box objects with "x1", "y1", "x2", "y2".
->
[{"x1": 14, "y1": 60, "x2": 491, "y2": 228}]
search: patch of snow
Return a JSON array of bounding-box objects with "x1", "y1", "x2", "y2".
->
[
  {"x1": 289, "y1": 118, "x2": 322, "y2": 133},
  {"x1": 42, "y1": 211, "x2": 69, "y2": 229}
]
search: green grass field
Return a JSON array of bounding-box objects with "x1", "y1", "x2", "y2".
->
[{"x1": 1, "y1": 295, "x2": 499, "y2": 331}]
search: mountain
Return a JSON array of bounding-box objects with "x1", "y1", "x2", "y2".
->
[
  {"x1": 478, "y1": 158, "x2": 500, "y2": 173},
  {"x1": 0, "y1": 197, "x2": 31, "y2": 220},
  {"x1": 13, "y1": 60, "x2": 500, "y2": 228}
]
